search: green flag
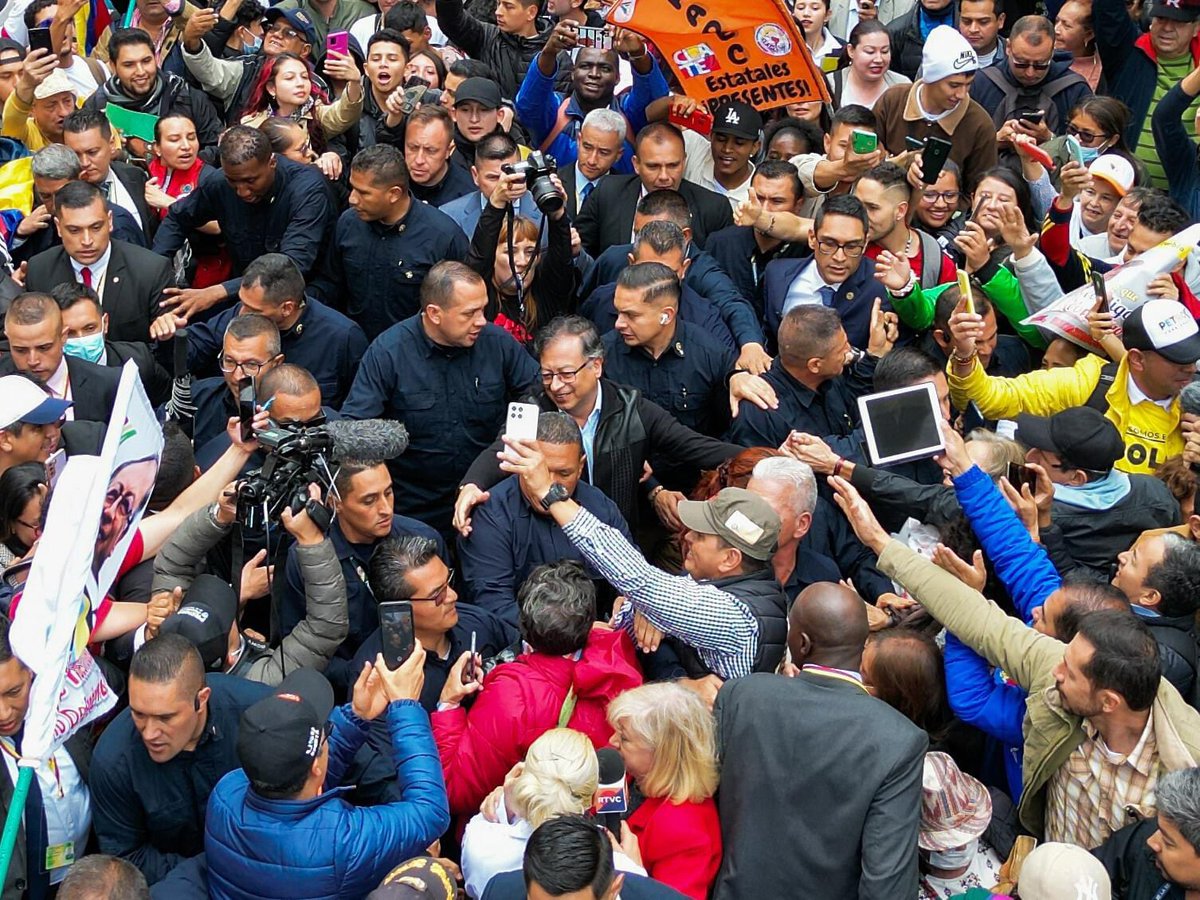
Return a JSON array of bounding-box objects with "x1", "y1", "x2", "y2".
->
[{"x1": 105, "y1": 104, "x2": 158, "y2": 143}]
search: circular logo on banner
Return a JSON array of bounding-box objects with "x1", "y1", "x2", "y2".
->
[{"x1": 754, "y1": 23, "x2": 792, "y2": 56}]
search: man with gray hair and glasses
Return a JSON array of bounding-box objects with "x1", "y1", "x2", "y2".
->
[
  {"x1": 1095, "y1": 766, "x2": 1200, "y2": 897},
  {"x1": 12, "y1": 142, "x2": 146, "y2": 265}
]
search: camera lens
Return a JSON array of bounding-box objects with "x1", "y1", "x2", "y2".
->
[{"x1": 530, "y1": 175, "x2": 562, "y2": 214}]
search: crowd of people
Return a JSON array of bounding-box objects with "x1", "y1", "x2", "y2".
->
[{"x1": 0, "y1": 0, "x2": 1194, "y2": 894}]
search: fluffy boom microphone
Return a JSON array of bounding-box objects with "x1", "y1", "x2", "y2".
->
[{"x1": 323, "y1": 419, "x2": 409, "y2": 461}]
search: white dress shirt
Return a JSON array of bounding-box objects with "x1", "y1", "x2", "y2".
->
[
  {"x1": 1128, "y1": 373, "x2": 1175, "y2": 411},
  {"x1": 44, "y1": 357, "x2": 74, "y2": 421},
  {"x1": 100, "y1": 171, "x2": 142, "y2": 231},
  {"x1": 0, "y1": 741, "x2": 91, "y2": 885},
  {"x1": 69, "y1": 242, "x2": 112, "y2": 305},
  {"x1": 782, "y1": 259, "x2": 840, "y2": 317}
]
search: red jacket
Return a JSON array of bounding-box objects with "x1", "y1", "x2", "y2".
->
[
  {"x1": 433, "y1": 625, "x2": 642, "y2": 816},
  {"x1": 626, "y1": 794, "x2": 722, "y2": 900}
]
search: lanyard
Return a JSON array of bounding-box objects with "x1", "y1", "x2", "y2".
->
[
  {"x1": 0, "y1": 740, "x2": 63, "y2": 798},
  {"x1": 801, "y1": 664, "x2": 869, "y2": 693}
]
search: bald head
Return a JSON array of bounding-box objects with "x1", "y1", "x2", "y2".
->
[{"x1": 788, "y1": 582, "x2": 869, "y2": 669}]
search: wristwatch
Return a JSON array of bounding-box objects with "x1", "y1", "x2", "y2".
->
[{"x1": 540, "y1": 483, "x2": 570, "y2": 510}]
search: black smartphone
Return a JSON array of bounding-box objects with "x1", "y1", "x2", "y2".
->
[
  {"x1": 28, "y1": 27, "x2": 53, "y2": 56},
  {"x1": 237, "y1": 377, "x2": 256, "y2": 443},
  {"x1": 921, "y1": 136, "x2": 953, "y2": 185},
  {"x1": 1007, "y1": 462, "x2": 1038, "y2": 491},
  {"x1": 1017, "y1": 109, "x2": 1045, "y2": 125},
  {"x1": 1091, "y1": 269, "x2": 1110, "y2": 314},
  {"x1": 904, "y1": 135, "x2": 925, "y2": 152},
  {"x1": 463, "y1": 630, "x2": 477, "y2": 683},
  {"x1": 379, "y1": 601, "x2": 415, "y2": 670}
]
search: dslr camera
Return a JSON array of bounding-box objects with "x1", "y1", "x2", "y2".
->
[{"x1": 502, "y1": 151, "x2": 561, "y2": 214}]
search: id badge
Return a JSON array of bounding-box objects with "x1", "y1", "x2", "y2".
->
[{"x1": 45, "y1": 841, "x2": 75, "y2": 870}]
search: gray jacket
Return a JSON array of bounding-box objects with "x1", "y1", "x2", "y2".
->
[{"x1": 152, "y1": 507, "x2": 349, "y2": 685}]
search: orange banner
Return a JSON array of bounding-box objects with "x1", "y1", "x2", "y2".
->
[{"x1": 606, "y1": 0, "x2": 830, "y2": 111}]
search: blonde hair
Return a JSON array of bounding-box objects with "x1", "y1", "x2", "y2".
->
[
  {"x1": 509, "y1": 729, "x2": 598, "y2": 828},
  {"x1": 966, "y1": 428, "x2": 1026, "y2": 478},
  {"x1": 606, "y1": 683, "x2": 719, "y2": 805}
]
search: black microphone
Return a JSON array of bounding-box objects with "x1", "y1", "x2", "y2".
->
[
  {"x1": 172, "y1": 326, "x2": 189, "y2": 380},
  {"x1": 324, "y1": 419, "x2": 410, "y2": 461},
  {"x1": 595, "y1": 747, "x2": 628, "y2": 838}
]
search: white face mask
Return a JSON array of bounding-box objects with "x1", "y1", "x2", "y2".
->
[{"x1": 928, "y1": 839, "x2": 977, "y2": 870}]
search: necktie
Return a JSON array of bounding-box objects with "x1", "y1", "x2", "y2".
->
[
  {"x1": 580, "y1": 180, "x2": 594, "y2": 205},
  {"x1": 818, "y1": 285, "x2": 835, "y2": 307},
  {"x1": 80, "y1": 267, "x2": 92, "y2": 289}
]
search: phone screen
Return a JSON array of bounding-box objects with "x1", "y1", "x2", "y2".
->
[
  {"x1": 28, "y1": 27, "x2": 53, "y2": 55},
  {"x1": 1091, "y1": 270, "x2": 1110, "y2": 314},
  {"x1": 237, "y1": 377, "x2": 256, "y2": 443},
  {"x1": 1007, "y1": 462, "x2": 1036, "y2": 491},
  {"x1": 379, "y1": 601, "x2": 415, "y2": 671}
]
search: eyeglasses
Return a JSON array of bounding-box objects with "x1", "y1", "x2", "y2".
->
[
  {"x1": 815, "y1": 238, "x2": 866, "y2": 258},
  {"x1": 409, "y1": 569, "x2": 454, "y2": 604},
  {"x1": 1009, "y1": 56, "x2": 1052, "y2": 70},
  {"x1": 538, "y1": 361, "x2": 591, "y2": 384},
  {"x1": 219, "y1": 354, "x2": 274, "y2": 375},
  {"x1": 921, "y1": 189, "x2": 960, "y2": 206},
  {"x1": 264, "y1": 22, "x2": 301, "y2": 39},
  {"x1": 13, "y1": 518, "x2": 40, "y2": 532},
  {"x1": 1067, "y1": 124, "x2": 1111, "y2": 144}
]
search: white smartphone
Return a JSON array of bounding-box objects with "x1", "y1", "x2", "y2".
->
[{"x1": 504, "y1": 402, "x2": 540, "y2": 441}]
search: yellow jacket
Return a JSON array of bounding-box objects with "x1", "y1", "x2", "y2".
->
[
  {"x1": 947, "y1": 353, "x2": 1183, "y2": 475},
  {"x1": 2, "y1": 92, "x2": 50, "y2": 152}
]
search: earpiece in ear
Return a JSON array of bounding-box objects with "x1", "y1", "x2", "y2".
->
[{"x1": 659, "y1": 312, "x2": 670, "y2": 325}]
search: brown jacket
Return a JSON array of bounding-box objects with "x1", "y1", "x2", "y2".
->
[{"x1": 873, "y1": 81, "x2": 999, "y2": 192}]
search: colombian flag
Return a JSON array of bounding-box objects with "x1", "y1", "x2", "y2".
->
[{"x1": 73, "y1": 0, "x2": 114, "y2": 56}]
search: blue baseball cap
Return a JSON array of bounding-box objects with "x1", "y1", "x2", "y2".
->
[{"x1": 263, "y1": 7, "x2": 316, "y2": 44}]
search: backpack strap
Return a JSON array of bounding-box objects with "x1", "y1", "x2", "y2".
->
[
  {"x1": 916, "y1": 228, "x2": 942, "y2": 289},
  {"x1": 85, "y1": 56, "x2": 106, "y2": 87},
  {"x1": 1084, "y1": 360, "x2": 1119, "y2": 414}
]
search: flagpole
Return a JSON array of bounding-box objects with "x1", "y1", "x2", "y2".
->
[{"x1": 0, "y1": 766, "x2": 34, "y2": 886}]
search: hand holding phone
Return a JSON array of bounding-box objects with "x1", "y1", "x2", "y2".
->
[
  {"x1": 1090, "y1": 269, "x2": 1110, "y2": 314},
  {"x1": 463, "y1": 631, "x2": 478, "y2": 684},
  {"x1": 238, "y1": 377, "x2": 256, "y2": 443},
  {"x1": 1006, "y1": 462, "x2": 1037, "y2": 492},
  {"x1": 668, "y1": 106, "x2": 713, "y2": 137},
  {"x1": 505, "y1": 401, "x2": 540, "y2": 441},
  {"x1": 326, "y1": 30, "x2": 350, "y2": 56},
  {"x1": 28, "y1": 27, "x2": 53, "y2": 56},
  {"x1": 956, "y1": 268, "x2": 975, "y2": 316},
  {"x1": 920, "y1": 136, "x2": 953, "y2": 185},
  {"x1": 851, "y1": 129, "x2": 878, "y2": 155},
  {"x1": 379, "y1": 601, "x2": 415, "y2": 670}
]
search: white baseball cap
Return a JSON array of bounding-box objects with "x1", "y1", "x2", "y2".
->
[
  {"x1": 32, "y1": 69, "x2": 73, "y2": 102},
  {"x1": 1018, "y1": 842, "x2": 1111, "y2": 900},
  {"x1": 0, "y1": 375, "x2": 70, "y2": 430},
  {"x1": 1089, "y1": 154, "x2": 1136, "y2": 196}
]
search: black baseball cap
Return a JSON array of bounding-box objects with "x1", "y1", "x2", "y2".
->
[
  {"x1": 0, "y1": 39, "x2": 25, "y2": 64},
  {"x1": 710, "y1": 101, "x2": 763, "y2": 141},
  {"x1": 1016, "y1": 407, "x2": 1124, "y2": 473},
  {"x1": 1150, "y1": 0, "x2": 1200, "y2": 21},
  {"x1": 1121, "y1": 297, "x2": 1200, "y2": 365},
  {"x1": 237, "y1": 668, "x2": 335, "y2": 790},
  {"x1": 158, "y1": 574, "x2": 238, "y2": 672},
  {"x1": 453, "y1": 77, "x2": 501, "y2": 110}
]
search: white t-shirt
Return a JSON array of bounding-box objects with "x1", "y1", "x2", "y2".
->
[
  {"x1": 350, "y1": 11, "x2": 446, "y2": 51},
  {"x1": 63, "y1": 55, "x2": 105, "y2": 101}
]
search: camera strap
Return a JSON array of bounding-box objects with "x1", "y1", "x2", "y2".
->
[{"x1": 504, "y1": 201, "x2": 548, "y2": 325}]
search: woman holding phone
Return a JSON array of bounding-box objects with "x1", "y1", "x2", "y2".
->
[{"x1": 239, "y1": 51, "x2": 363, "y2": 179}]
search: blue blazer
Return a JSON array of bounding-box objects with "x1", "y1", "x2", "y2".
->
[
  {"x1": 438, "y1": 191, "x2": 544, "y2": 242},
  {"x1": 762, "y1": 255, "x2": 890, "y2": 352}
]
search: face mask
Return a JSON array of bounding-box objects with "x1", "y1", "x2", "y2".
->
[
  {"x1": 928, "y1": 840, "x2": 977, "y2": 870},
  {"x1": 242, "y1": 31, "x2": 263, "y2": 54},
  {"x1": 64, "y1": 332, "x2": 105, "y2": 364}
]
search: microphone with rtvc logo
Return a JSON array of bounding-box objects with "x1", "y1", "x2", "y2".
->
[{"x1": 595, "y1": 748, "x2": 628, "y2": 837}]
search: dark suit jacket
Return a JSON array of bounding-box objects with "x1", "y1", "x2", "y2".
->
[
  {"x1": 574, "y1": 174, "x2": 734, "y2": 256},
  {"x1": 0, "y1": 355, "x2": 121, "y2": 423},
  {"x1": 12, "y1": 203, "x2": 146, "y2": 265},
  {"x1": 111, "y1": 161, "x2": 156, "y2": 242},
  {"x1": 560, "y1": 161, "x2": 581, "y2": 218},
  {"x1": 482, "y1": 870, "x2": 687, "y2": 900},
  {"x1": 107, "y1": 340, "x2": 171, "y2": 406},
  {"x1": 713, "y1": 671, "x2": 927, "y2": 900},
  {"x1": 0, "y1": 731, "x2": 92, "y2": 900},
  {"x1": 762, "y1": 255, "x2": 891, "y2": 352},
  {"x1": 26, "y1": 240, "x2": 176, "y2": 344}
]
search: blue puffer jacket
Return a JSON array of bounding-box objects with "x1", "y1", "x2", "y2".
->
[
  {"x1": 205, "y1": 700, "x2": 451, "y2": 900},
  {"x1": 946, "y1": 465, "x2": 1063, "y2": 800}
]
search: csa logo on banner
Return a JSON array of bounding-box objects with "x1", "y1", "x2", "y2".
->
[
  {"x1": 674, "y1": 43, "x2": 721, "y2": 77},
  {"x1": 595, "y1": 784, "x2": 628, "y2": 815},
  {"x1": 754, "y1": 24, "x2": 792, "y2": 56}
]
